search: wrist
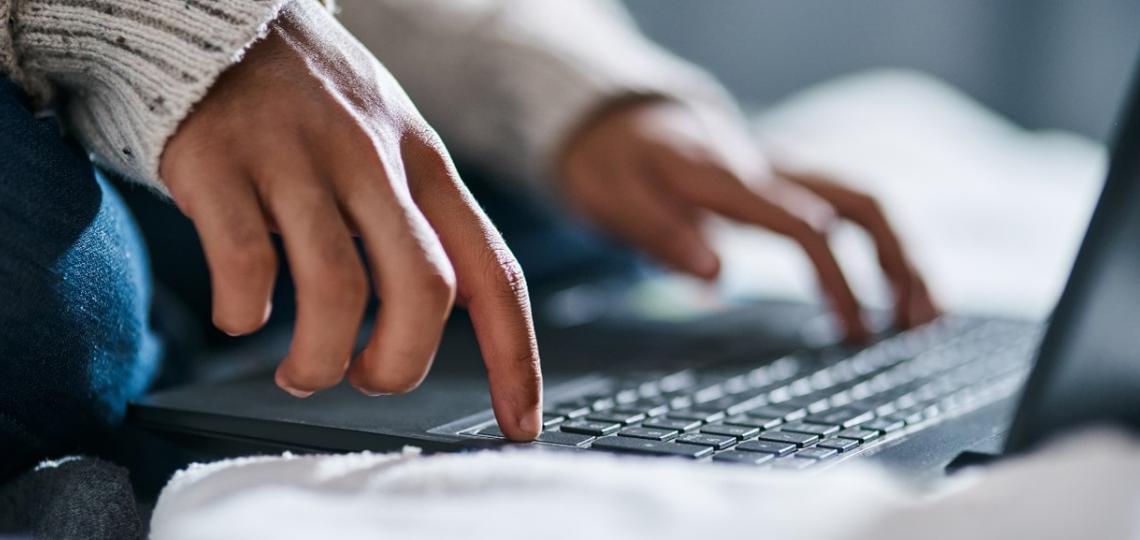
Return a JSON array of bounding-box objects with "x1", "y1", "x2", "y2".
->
[{"x1": 556, "y1": 95, "x2": 675, "y2": 171}]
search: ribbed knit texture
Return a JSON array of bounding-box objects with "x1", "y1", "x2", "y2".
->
[
  {"x1": 0, "y1": 0, "x2": 295, "y2": 193},
  {"x1": 2, "y1": 0, "x2": 726, "y2": 196}
]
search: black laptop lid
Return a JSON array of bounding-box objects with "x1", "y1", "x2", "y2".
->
[{"x1": 1006, "y1": 57, "x2": 1140, "y2": 453}]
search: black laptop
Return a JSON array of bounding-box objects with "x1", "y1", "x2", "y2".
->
[{"x1": 129, "y1": 57, "x2": 1140, "y2": 476}]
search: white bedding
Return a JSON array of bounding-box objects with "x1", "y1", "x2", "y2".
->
[{"x1": 150, "y1": 430, "x2": 1140, "y2": 539}]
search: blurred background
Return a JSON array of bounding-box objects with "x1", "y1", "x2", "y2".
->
[
  {"x1": 604, "y1": 0, "x2": 1139, "y2": 320},
  {"x1": 624, "y1": 0, "x2": 1140, "y2": 141}
]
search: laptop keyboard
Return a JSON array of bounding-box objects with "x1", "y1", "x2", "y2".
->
[{"x1": 472, "y1": 318, "x2": 1040, "y2": 470}]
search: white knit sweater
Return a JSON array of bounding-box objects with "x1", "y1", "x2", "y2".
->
[
  {"x1": 0, "y1": 0, "x2": 731, "y2": 193},
  {"x1": 0, "y1": 0, "x2": 298, "y2": 192},
  {"x1": 335, "y1": 0, "x2": 734, "y2": 192}
]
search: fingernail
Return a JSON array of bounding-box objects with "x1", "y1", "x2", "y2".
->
[
  {"x1": 351, "y1": 384, "x2": 389, "y2": 397},
  {"x1": 280, "y1": 385, "x2": 313, "y2": 399},
  {"x1": 518, "y1": 409, "x2": 542, "y2": 439}
]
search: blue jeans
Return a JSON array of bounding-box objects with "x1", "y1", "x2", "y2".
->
[{"x1": 0, "y1": 79, "x2": 160, "y2": 480}]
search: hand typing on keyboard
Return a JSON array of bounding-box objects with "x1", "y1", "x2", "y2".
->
[
  {"x1": 556, "y1": 99, "x2": 941, "y2": 341},
  {"x1": 475, "y1": 319, "x2": 1040, "y2": 470}
]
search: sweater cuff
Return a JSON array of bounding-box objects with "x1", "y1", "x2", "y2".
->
[
  {"x1": 509, "y1": 39, "x2": 740, "y2": 196},
  {"x1": 9, "y1": 0, "x2": 294, "y2": 194},
  {"x1": 530, "y1": 54, "x2": 738, "y2": 190}
]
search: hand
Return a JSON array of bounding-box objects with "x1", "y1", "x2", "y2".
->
[
  {"x1": 557, "y1": 99, "x2": 939, "y2": 341},
  {"x1": 160, "y1": 2, "x2": 542, "y2": 440}
]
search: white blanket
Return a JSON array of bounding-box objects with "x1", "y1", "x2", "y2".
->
[
  {"x1": 150, "y1": 430, "x2": 1140, "y2": 539},
  {"x1": 151, "y1": 72, "x2": 1122, "y2": 539}
]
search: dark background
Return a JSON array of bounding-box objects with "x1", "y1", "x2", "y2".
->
[{"x1": 624, "y1": 0, "x2": 1140, "y2": 141}]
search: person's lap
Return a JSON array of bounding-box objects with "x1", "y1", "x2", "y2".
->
[{"x1": 0, "y1": 78, "x2": 161, "y2": 481}]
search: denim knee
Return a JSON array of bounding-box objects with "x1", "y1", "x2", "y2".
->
[{"x1": 0, "y1": 79, "x2": 161, "y2": 478}]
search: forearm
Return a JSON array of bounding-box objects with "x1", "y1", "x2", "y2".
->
[
  {"x1": 336, "y1": 0, "x2": 738, "y2": 193},
  {"x1": 0, "y1": 0, "x2": 318, "y2": 192}
]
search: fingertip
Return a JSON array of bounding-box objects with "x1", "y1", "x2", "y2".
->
[
  {"x1": 687, "y1": 248, "x2": 721, "y2": 280},
  {"x1": 512, "y1": 408, "x2": 543, "y2": 441},
  {"x1": 346, "y1": 344, "x2": 434, "y2": 396},
  {"x1": 214, "y1": 301, "x2": 272, "y2": 337},
  {"x1": 484, "y1": 353, "x2": 543, "y2": 441},
  {"x1": 274, "y1": 368, "x2": 314, "y2": 399},
  {"x1": 843, "y1": 316, "x2": 872, "y2": 345}
]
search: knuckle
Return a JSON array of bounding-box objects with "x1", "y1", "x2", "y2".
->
[
  {"x1": 481, "y1": 244, "x2": 528, "y2": 302},
  {"x1": 849, "y1": 191, "x2": 885, "y2": 218},
  {"x1": 413, "y1": 263, "x2": 458, "y2": 307},
  {"x1": 403, "y1": 133, "x2": 461, "y2": 197},
  {"x1": 405, "y1": 123, "x2": 448, "y2": 156}
]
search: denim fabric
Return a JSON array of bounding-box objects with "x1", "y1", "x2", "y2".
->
[{"x1": 0, "y1": 79, "x2": 160, "y2": 481}]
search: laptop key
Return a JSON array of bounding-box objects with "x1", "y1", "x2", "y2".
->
[
  {"x1": 630, "y1": 400, "x2": 671, "y2": 417},
  {"x1": 758, "y1": 431, "x2": 819, "y2": 447},
  {"x1": 614, "y1": 389, "x2": 640, "y2": 404},
  {"x1": 887, "y1": 410, "x2": 924, "y2": 426},
  {"x1": 817, "y1": 437, "x2": 859, "y2": 452},
  {"x1": 542, "y1": 414, "x2": 566, "y2": 428},
  {"x1": 587, "y1": 410, "x2": 647, "y2": 425},
  {"x1": 724, "y1": 395, "x2": 769, "y2": 416},
  {"x1": 591, "y1": 436, "x2": 713, "y2": 459},
  {"x1": 864, "y1": 418, "x2": 905, "y2": 433},
  {"x1": 536, "y1": 430, "x2": 596, "y2": 446},
  {"x1": 713, "y1": 451, "x2": 774, "y2": 465},
  {"x1": 478, "y1": 424, "x2": 593, "y2": 446},
  {"x1": 559, "y1": 420, "x2": 622, "y2": 436},
  {"x1": 700, "y1": 423, "x2": 760, "y2": 440},
  {"x1": 837, "y1": 428, "x2": 882, "y2": 443},
  {"x1": 579, "y1": 394, "x2": 616, "y2": 411},
  {"x1": 703, "y1": 395, "x2": 741, "y2": 412},
  {"x1": 780, "y1": 422, "x2": 840, "y2": 437},
  {"x1": 476, "y1": 425, "x2": 504, "y2": 438},
  {"x1": 725, "y1": 414, "x2": 782, "y2": 430},
  {"x1": 668, "y1": 409, "x2": 726, "y2": 423},
  {"x1": 736, "y1": 440, "x2": 796, "y2": 456},
  {"x1": 642, "y1": 418, "x2": 702, "y2": 432},
  {"x1": 663, "y1": 394, "x2": 695, "y2": 410},
  {"x1": 619, "y1": 426, "x2": 678, "y2": 441},
  {"x1": 549, "y1": 405, "x2": 591, "y2": 419},
  {"x1": 803, "y1": 406, "x2": 875, "y2": 428},
  {"x1": 675, "y1": 433, "x2": 738, "y2": 450},
  {"x1": 749, "y1": 405, "x2": 807, "y2": 421},
  {"x1": 795, "y1": 447, "x2": 839, "y2": 460}
]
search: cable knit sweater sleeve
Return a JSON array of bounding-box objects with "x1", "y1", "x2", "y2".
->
[
  {"x1": 0, "y1": 0, "x2": 297, "y2": 192},
  {"x1": 336, "y1": 0, "x2": 738, "y2": 193}
]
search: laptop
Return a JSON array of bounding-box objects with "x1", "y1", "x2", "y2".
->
[{"x1": 128, "y1": 56, "x2": 1140, "y2": 476}]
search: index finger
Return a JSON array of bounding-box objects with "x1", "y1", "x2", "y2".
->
[
  {"x1": 776, "y1": 168, "x2": 940, "y2": 328},
  {"x1": 405, "y1": 141, "x2": 543, "y2": 441}
]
